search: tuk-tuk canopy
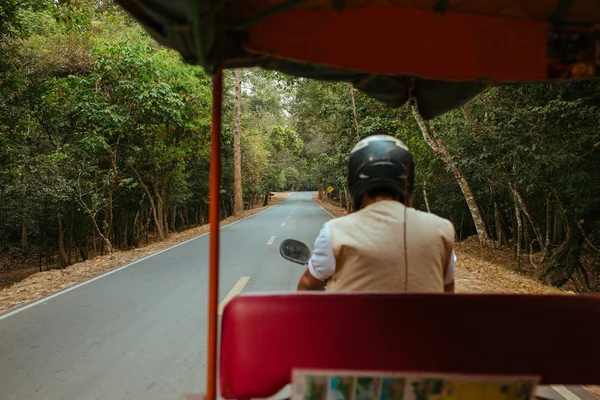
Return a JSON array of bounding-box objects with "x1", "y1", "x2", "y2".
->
[{"x1": 114, "y1": 0, "x2": 600, "y2": 118}]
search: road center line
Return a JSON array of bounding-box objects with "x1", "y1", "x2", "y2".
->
[
  {"x1": 551, "y1": 385, "x2": 582, "y2": 400},
  {"x1": 218, "y1": 277, "x2": 250, "y2": 315},
  {"x1": 267, "y1": 236, "x2": 276, "y2": 245}
]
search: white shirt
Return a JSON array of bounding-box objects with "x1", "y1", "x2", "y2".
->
[{"x1": 308, "y1": 221, "x2": 456, "y2": 285}]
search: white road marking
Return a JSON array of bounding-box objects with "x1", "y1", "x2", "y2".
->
[
  {"x1": 0, "y1": 197, "x2": 291, "y2": 321},
  {"x1": 281, "y1": 223, "x2": 286, "y2": 227},
  {"x1": 218, "y1": 277, "x2": 250, "y2": 315},
  {"x1": 551, "y1": 385, "x2": 582, "y2": 400},
  {"x1": 267, "y1": 236, "x2": 276, "y2": 245}
]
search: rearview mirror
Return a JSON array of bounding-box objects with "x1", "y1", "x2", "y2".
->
[{"x1": 280, "y1": 239, "x2": 311, "y2": 265}]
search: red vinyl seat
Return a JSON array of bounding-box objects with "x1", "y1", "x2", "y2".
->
[{"x1": 219, "y1": 293, "x2": 600, "y2": 399}]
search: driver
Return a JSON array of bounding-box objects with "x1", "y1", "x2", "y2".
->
[{"x1": 297, "y1": 134, "x2": 456, "y2": 293}]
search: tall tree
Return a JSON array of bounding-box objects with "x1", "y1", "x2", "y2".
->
[
  {"x1": 411, "y1": 103, "x2": 490, "y2": 248},
  {"x1": 233, "y1": 69, "x2": 243, "y2": 216}
]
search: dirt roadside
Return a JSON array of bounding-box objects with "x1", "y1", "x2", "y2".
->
[
  {"x1": 312, "y1": 195, "x2": 567, "y2": 295},
  {"x1": 0, "y1": 192, "x2": 290, "y2": 314}
]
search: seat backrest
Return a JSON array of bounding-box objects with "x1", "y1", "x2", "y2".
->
[{"x1": 219, "y1": 293, "x2": 600, "y2": 399}]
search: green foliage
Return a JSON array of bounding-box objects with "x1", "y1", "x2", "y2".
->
[
  {"x1": 0, "y1": 1, "x2": 215, "y2": 262},
  {"x1": 287, "y1": 74, "x2": 600, "y2": 288},
  {"x1": 1, "y1": 0, "x2": 599, "y2": 289}
]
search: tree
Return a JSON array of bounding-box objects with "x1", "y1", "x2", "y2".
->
[
  {"x1": 411, "y1": 103, "x2": 490, "y2": 248},
  {"x1": 1, "y1": 0, "x2": 600, "y2": 293},
  {"x1": 233, "y1": 68, "x2": 243, "y2": 216}
]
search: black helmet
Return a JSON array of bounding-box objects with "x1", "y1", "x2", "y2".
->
[{"x1": 347, "y1": 135, "x2": 415, "y2": 211}]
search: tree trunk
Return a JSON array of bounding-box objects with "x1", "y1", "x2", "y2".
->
[
  {"x1": 524, "y1": 218, "x2": 531, "y2": 260},
  {"x1": 78, "y1": 243, "x2": 88, "y2": 262},
  {"x1": 513, "y1": 198, "x2": 522, "y2": 265},
  {"x1": 343, "y1": 186, "x2": 351, "y2": 212},
  {"x1": 76, "y1": 180, "x2": 112, "y2": 254},
  {"x1": 263, "y1": 189, "x2": 270, "y2": 206},
  {"x1": 422, "y1": 178, "x2": 431, "y2": 213},
  {"x1": 57, "y1": 213, "x2": 68, "y2": 268},
  {"x1": 125, "y1": 160, "x2": 163, "y2": 241},
  {"x1": 509, "y1": 182, "x2": 544, "y2": 251},
  {"x1": 544, "y1": 194, "x2": 552, "y2": 258},
  {"x1": 123, "y1": 212, "x2": 129, "y2": 248},
  {"x1": 90, "y1": 215, "x2": 112, "y2": 254},
  {"x1": 91, "y1": 225, "x2": 97, "y2": 255},
  {"x1": 21, "y1": 217, "x2": 28, "y2": 249},
  {"x1": 132, "y1": 209, "x2": 140, "y2": 247},
  {"x1": 411, "y1": 103, "x2": 490, "y2": 247},
  {"x1": 497, "y1": 207, "x2": 511, "y2": 246},
  {"x1": 350, "y1": 85, "x2": 359, "y2": 129},
  {"x1": 154, "y1": 184, "x2": 164, "y2": 238},
  {"x1": 553, "y1": 206, "x2": 564, "y2": 245},
  {"x1": 541, "y1": 219, "x2": 585, "y2": 287},
  {"x1": 494, "y1": 202, "x2": 503, "y2": 246},
  {"x1": 162, "y1": 187, "x2": 169, "y2": 237},
  {"x1": 67, "y1": 205, "x2": 75, "y2": 264},
  {"x1": 100, "y1": 211, "x2": 109, "y2": 255},
  {"x1": 38, "y1": 245, "x2": 43, "y2": 272},
  {"x1": 106, "y1": 189, "x2": 114, "y2": 244},
  {"x1": 164, "y1": 207, "x2": 169, "y2": 236},
  {"x1": 171, "y1": 205, "x2": 178, "y2": 232},
  {"x1": 233, "y1": 68, "x2": 244, "y2": 216},
  {"x1": 144, "y1": 208, "x2": 151, "y2": 243},
  {"x1": 133, "y1": 194, "x2": 145, "y2": 246},
  {"x1": 105, "y1": 139, "x2": 119, "y2": 245}
]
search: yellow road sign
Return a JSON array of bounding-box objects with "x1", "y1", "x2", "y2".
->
[{"x1": 326, "y1": 186, "x2": 334, "y2": 193}]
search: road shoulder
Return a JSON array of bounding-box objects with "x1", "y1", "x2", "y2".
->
[{"x1": 0, "y1": 193, "x2": 290, "y2": 314}]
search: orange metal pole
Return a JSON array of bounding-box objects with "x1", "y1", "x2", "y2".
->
[{"x1": 206, "y1": 70, "x2": 223, "y2": 400}]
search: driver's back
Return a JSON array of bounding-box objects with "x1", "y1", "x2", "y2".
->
[{"x1": 326, "y1": 200, "x2": 454, "y2": 292}]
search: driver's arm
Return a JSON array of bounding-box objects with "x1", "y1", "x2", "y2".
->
[
  {"x1": 297, "y1": 269, "x2": 326, "y2": 290},
  {"x1": 297, "y1": 222, "x2": 335, "y2": 291},
  {"x1": 444, "y1": 249, "x2": 457, "y2": 293}
]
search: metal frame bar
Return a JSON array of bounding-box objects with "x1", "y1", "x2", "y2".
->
[{"x1": 206, "y1": 70, "x2": 223, "y2": 400}]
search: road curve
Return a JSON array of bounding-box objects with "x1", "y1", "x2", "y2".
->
[{"x1": 0, "y1": 192, "x2": 595, "y2": 400}]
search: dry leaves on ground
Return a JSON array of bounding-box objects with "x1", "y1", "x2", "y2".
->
[
  {"x1": 454, "y1": 239, "x2": 568, "y2": 295},
  {"x1": 312, "y1": 196, "x2": 570, "y2": 295},
  {"x1": 314, "y1": 195, "x2": 347, "y2": 218},
  {"x1": 0, "y1": 192, "x2": 290, "y2": 314}
]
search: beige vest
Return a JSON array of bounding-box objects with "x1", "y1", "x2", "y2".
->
[{"x1": 326, "y1": 200, "x2": 454, "y2": 293}]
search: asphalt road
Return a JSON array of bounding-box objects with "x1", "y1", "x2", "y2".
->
[{"x1": 0, "y1": 192, "x2": 596, "y2": 400}]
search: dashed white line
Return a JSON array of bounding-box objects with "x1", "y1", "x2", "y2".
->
[
  {"x1": 551, "y1": 385, "x2": 582, "y2": 400},
  {"x1": 267, "y1": 236, "x2": 276, "y2": 245},
  {"x1": 281, "y1": 222, "x2": 286, "y2": 227},
  {"x1": 218, "y1": 277, "x2": 250, "y2": 315}
]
